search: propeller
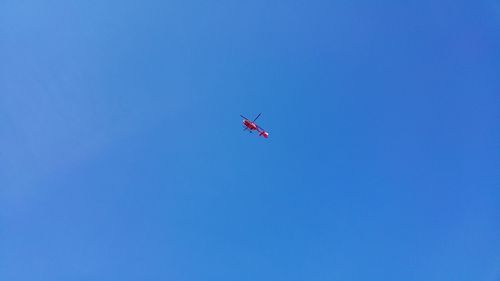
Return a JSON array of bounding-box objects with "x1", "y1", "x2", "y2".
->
[
  {"x1": 240, "y1": 114, "x2": 250, "y2": 120},
  {"x1": 253, "y1": 113, "x2": 262, "y2": 122}
]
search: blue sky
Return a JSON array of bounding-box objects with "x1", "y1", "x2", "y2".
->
[{"x1": 1, "y1": 0, "x2": 499, "y2": 280}]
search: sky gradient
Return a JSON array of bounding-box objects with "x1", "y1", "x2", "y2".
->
[{"x1": 1, "y1": 0, "x2": 500, "y2": 280}]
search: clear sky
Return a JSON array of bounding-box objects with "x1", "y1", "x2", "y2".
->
[{"x1": 1, "y1": 0, "x2": 499, "y2": 280}]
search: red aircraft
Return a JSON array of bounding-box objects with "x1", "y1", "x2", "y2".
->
[{"x1": 240, "y1": 113, "x2": 269, "y2": 138}]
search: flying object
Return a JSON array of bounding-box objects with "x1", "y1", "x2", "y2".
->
[{"x1": 240, "y1": 113, "x2": 269, "y2": 138}]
